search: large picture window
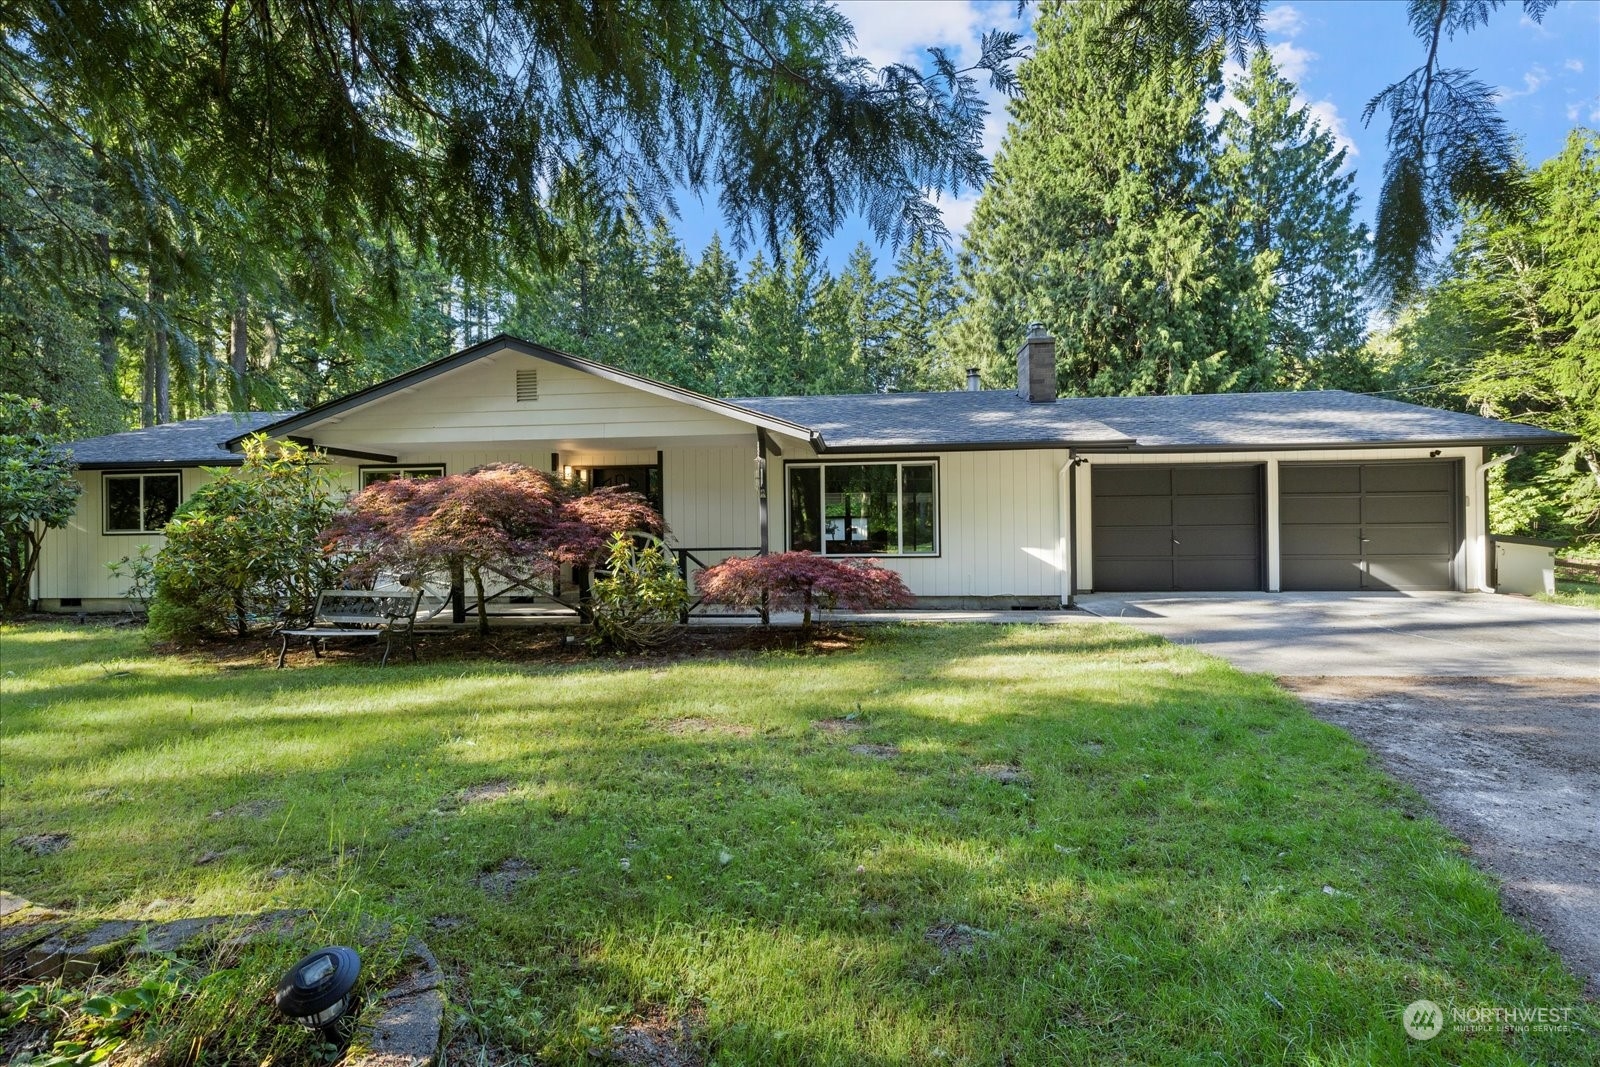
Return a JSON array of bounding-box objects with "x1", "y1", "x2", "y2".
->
[
  {"x1": 104, "y1": 472, "x2": 181, "y2": 533},
  {"x1": 787, "y1": 461, "x2": 937, "y2": 556}
]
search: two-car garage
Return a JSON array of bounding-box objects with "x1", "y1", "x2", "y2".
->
[{"x1": 1089, "y1": 460, "x2": 1463, "y2": 592}]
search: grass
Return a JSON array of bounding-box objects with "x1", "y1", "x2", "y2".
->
[
  {"x1": 2, "y1": 622, "x2": 1596, "y2": 1065},
  {"x1": 1540, "y1": 577, "x2": 1600, "y2": 610}
]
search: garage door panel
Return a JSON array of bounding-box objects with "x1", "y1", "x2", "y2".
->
[
  {"x1": 1279, "y1": 461, "x2": 1459, "y2": 592},
  {"x1": 1096, "y1": 526, "x2": 1179, "y2": 557},
  {"x1": 1176, "y1": 558, "x2": 1260, "y2": 591},
  {"x1": 1176, "y1": 467, "x2": 1258, "y2": 495},
  {"x1": 1094, "y1": 559, "x2": 1173, "y2": 592},
  {"x1": 1281, "y1": 465, "x2": 1360, "y2": 494},
  {"x1": 1092, "y1": 465, "x2": 1262, "y2": 592},
  {"x1": 1094, "y1": 496, "x2": 1171, "y2": 527},
  {"x1": 1364, "y1": 494, "x2": 1452, "y2": 525},
  {"x1": 1282, "y1": 525, "x2": 1361, "y2": 556},
  {"x1": 1281, "y1": 557, "x2": 1363, "y2": 590},
  {"x1": 1366, "y1": 558, "x2": 1454, "y2": 590},
  {"x1": 1364, "y1": 462, "x2": 1454, "y2": 493},
  {"x1": 1176, "y1": 525, "x2": 1260, "y2": 557},
  {"x1": 1097, "y1": 467, "x2": 1171, "y2": 496},
  {"x1": 1280, "y1": 495, "x2": 1360, "y2": 524},
  {"x1": 1365, "y1": 526, "x2": 1456, "y2": 556},
  {"x1": 1174, "y1": 493, "x2": 1257, "y2": 525}
]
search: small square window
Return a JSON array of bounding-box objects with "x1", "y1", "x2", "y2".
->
[{"x1": 104, "y1": 473, "x2": 183, "y2": 533}]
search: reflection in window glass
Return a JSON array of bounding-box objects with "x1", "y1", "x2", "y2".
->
[
  {"x1": 901, "y1": 464, "x2": 936, "y2": 553},
  {"x1": 105, "y1": 473, "x2": 182, "y2": 533},
  {"x1": 361, "y1": 466, "x2": 444, "y2": 488},
  {"x1": 825, "y1": 464, "x2": 899, "y2": 554},
  {"x1": 106, "y1": 477, "x2": 143, "y2": 532},
  {"x1": 788, "y1": 466, "x2": 821, "y2": 552},
  {"x1": 142, "y1": 475, "x2": 180, "y2": 529},
  {"x1": 786, "y1": 462, "x2": 937, "y2": 556}
]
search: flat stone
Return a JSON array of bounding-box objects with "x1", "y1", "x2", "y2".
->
[
  {"x1": 25, "y1": 920, "x2": 141, "y2": 979},
  {"x1": 217, "y1": 908, "x2": 311, "y2": 950},
  {"x1": 1, "y1": 918, "x2": 68, "y2": 975},
  {"x1": 348, "y1": 989, "x2": 445, "y2": 1067},
  {"x1": 127, "y1": 916, "x2": 229, "y2": 958},
  {"x1": 0, "y1": 892, "x2": 33, "y2": 917}
]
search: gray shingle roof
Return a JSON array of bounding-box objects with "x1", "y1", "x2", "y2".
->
[
  {"x1": 735, "y1": 389, "x2": 1570, "y2": 452},
  {"x1": 63, "y1": 412, "x2": 295, "y2": 469}
]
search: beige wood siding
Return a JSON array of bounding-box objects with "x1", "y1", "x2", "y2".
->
[
  {"x1": 300, "y1": 351, "x2": 753, "y2": 447},
  {"x1": 775, "y1": 447, "x2": 1072, "y2": 598},
  {"x1": 36, "y1": 468, "x2": 211, "y2": 603}
]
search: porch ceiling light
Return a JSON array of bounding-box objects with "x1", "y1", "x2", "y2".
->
[{"x1": 276, "y1": 946, "x2": 361, "y2": 1034}]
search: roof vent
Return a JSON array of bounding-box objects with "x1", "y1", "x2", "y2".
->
[{"x1": 515, "y1": 369, "x2": 539, "y2": 402}]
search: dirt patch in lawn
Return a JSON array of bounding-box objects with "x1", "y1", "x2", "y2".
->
[
  {"x1": 1283, "y1": 675, "x2": 1600, "y2": 995},
  {"x1": 475, "y1": 858, "x2": 537, "y2": 898},
  {"x1": 663, "y1": 717, "x2": 755, "y2": 738},
  {"x1": 848, "y1": 743, "x2": 900, "y2": 760},
  {"x1": 596, "y1": 1004, "x2": 706, "y2": 1067},
  {"x1": 812, "y1": 716, "x2": 864, "y2": 735},
  {"x1": 11, "y1": 832, "x2": 71, "y2": 856},
  {"x1": 152, "y1": 624, "x2": 867, "y2": 670},
  {"x1": 453, "y1": 780, "x2": 517, "y2": 806},
  {"x1": 925, "y1": 922, "x2": 992, "y2": 955},
  {"x1": 975, "y1": 763, "x2": 1029, "y2": 785},
  {"x1": 208, "y1": 799, "x2": 281, "y2": 820}
]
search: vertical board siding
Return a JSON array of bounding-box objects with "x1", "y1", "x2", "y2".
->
[{"x1": 774, "y1": 447, "x2": 1070, "y2": 598}]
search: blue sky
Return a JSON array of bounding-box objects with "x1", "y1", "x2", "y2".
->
[{"x1": 672, "y1": 0, "x2": 1600, "y2": 271}]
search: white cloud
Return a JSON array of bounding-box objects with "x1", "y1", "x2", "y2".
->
[
  {"x1": 1267, "y1": 40, "x2": 1316, "y2": 84},
  {"x1": 1567, "y1": 101, "x2": 1581, "y2": 121},
  {"x1": 1566, "y1": 58, "x2": 1585, "y2": 73},
  {"x1": 931, "y1": 190, "x2": 980, "y2": 236},
  {"x1": 1497, "y1": 64, "x2": 1550, "y2": 101},
  {"x1": 1261, "y1": 4, "x2": 1304, "y2": 38},
  {"x1": 833, "y1": 0, "x2": 984, "y2": 69}
]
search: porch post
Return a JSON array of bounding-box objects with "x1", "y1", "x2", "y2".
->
[{"x1": 756, "y1": 430, "x2": 769, "y2": 556}]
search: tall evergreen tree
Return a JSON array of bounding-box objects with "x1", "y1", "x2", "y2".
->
[
  {"x1": 1215, "y1": 50, "x2": 1370, "y2": 387},
  {"x1": 948, "y1": 0, "x2": 1271, "y2": 397},
  {"x1": 883, "y1": 234, "x2": 962, "y2": 391}
]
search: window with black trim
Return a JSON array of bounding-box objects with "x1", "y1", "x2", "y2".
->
[
  {"x1": 105, "y1": 472, "x2": 181, "y2": 533},
  {"x1": 787, "y1": 461, "x2": 937, "y2": 556},
  {"x1": 360, "y1": 465, "x2": 445, "y2": 488}
]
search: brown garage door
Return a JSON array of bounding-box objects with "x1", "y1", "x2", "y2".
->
[
  {"x1": 1091, "y1": 466, "x2": 1264, "y2": 591},
  {"x1": 1280, "y1": 461, "x2": 1461, "y2": 590}
]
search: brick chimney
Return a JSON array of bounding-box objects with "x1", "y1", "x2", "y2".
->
[{"x1": 1017, "y1": 323, "x2": 1056, "y2": 403}]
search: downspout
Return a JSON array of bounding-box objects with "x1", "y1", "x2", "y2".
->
[
  {"x1": 1474, "y1": 446, "x2": 1521, "y2": 592},
  {"x1": 1060, "y1": 452, "x2": 1077, "y2": 609}
]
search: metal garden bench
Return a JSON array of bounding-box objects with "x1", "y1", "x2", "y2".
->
[{"x1": 275, "y1": 589, "x2": 425, "y2": 668}]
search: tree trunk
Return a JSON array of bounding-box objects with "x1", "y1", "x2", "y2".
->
[
  {"x1": 801, "y1": 589, "x2": 813, "y2": 629},
  {"x1": 230, "y1": 303, "x2": 249, "y2": 408},
  {"x1": 471, "y1": 566, "x2": 490, "y2": 636},
  {"x1": 91, "y1": 142, "x2": 118, "y2": 385},
  {"x1": 1, "y1": 527, "x2": 42, "y2": 617}
]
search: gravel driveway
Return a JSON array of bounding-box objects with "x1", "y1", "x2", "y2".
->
[
  {"x1": 1078, "y1": 592, "x2": 1600, "y2": 994},
  {"x1": 1283, "y1": 676, "x2": 1600, "y2": 995}
]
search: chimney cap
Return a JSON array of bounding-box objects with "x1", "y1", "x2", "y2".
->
[{"x1": 1026, "y1": 322, "x2": 1050, "y2": 339}]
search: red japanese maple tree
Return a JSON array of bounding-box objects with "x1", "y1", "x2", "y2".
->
[
  {"x1": 322, "y1": 463, "x2": 661, "y2": 633},
  {"x1": 695, "y1": 551, "x2": 913, "y2": 628}
]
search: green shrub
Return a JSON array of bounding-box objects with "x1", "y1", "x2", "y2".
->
[
  {"x1": 589, "y1": 533, "x2": 689, "y2": 651},
  {"x1": 148, "y1": 437, "x2": 342, "y2": 641}
]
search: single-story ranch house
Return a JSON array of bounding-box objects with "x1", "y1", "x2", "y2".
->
[{"x1": 38, "y1": 330, "x2": 1569, "y2": 612}]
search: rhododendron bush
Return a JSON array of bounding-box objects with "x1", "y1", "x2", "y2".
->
[
  {"x1": 322, "y1": 463, "x2": 662, "y2": 634},
  {"x1": 695, "y1": 551, "x2": 912, "y2": 627}
]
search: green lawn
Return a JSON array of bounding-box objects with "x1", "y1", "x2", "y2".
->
[
  {"x1": 1540, "y1": 577, "x2": 1600, "y2": 610},
  {"x1": 2, "y1": 623, "x2": 1595, "y2": 1065}
]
